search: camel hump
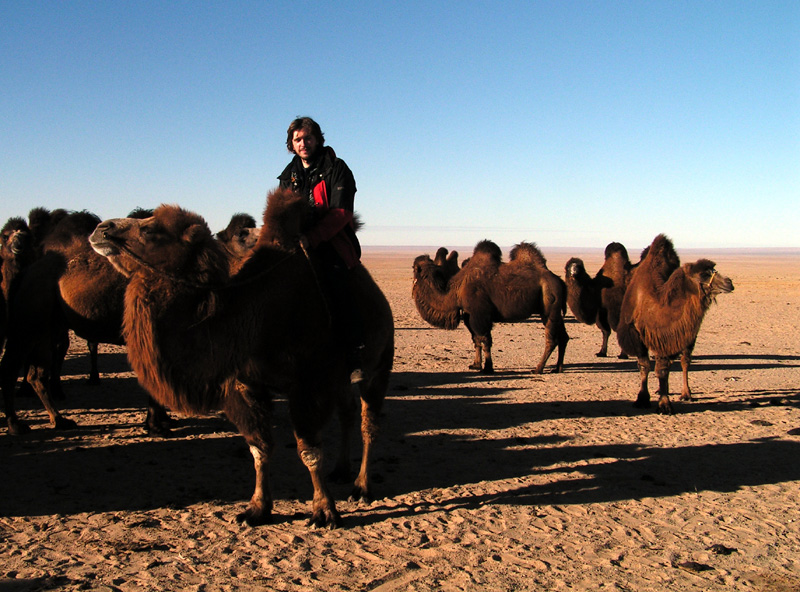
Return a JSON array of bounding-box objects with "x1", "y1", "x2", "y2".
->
[
  {"x1": 258, "y1": 188, "x2": 307, "y2": 249},
  {"x1": 604, "y1": 242, "x2": 629, "y2": 261},
  {"x1": 509, "y1": 242, "x2": 547, "y2": 268},
  {"x1": 472, "y1": 240, "x2": 502, "y2": 263},
  {"x1": 43, "y1": 211, "x2": 102, "y2": 251}
]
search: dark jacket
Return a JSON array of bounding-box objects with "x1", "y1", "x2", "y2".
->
[{"x1": 278, "y1": 146, "x2": 361, "y2": 268}]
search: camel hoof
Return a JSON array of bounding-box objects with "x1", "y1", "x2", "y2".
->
[
  {"x1": 595, "y1": 352, "x2": 607, "y2": 358},
  {"x1": 7, "y1": 420, "x2": 31, "y2": 435},
  {"x1": 349, "y1": 485, "x2": 372, "y2": 503},
  {"x1": 235, "y1": 508, "x2": 273, "y2": 527},
  {"x1": 479, "y1": 367, "x2": 494, "y2": 375},
  {"x1": 307, "y1": 509, "x2": 343, "y2": 530},
  {"x1": 468, "y1": 363, "x2": 482, "y2": 371},
  {"x1": 618, "y1": 353, "x2": 629, "y2": 360},
  {"x1": 52, "y1": 417, "x2": 78, "y2": 430}
]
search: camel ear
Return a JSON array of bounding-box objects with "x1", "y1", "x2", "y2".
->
[{"x1": 182, "y1": 223, "x2": 211, "y2": 245}]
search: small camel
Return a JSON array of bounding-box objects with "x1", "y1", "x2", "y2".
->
[
  {"x1": 413, "y1": 240, "x2": 568, "y2": 374},
  {"x1": 564, "y1": 242, "x2": 634, "y2": 358},
  {"x1": 89, "y1": 188, "x2": 394, "y2": 528},
  {"x1": 617, "y1": 234, "x2": 734, "y2": 413}
]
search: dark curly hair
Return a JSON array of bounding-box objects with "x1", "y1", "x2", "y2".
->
[{"x1": 285, "y1": 117, "x2": 325, "y2": 153}]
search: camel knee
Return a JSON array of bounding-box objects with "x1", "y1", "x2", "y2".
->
[{"x1": 299, "y1": 447, "x2": 323, "y2": 470}]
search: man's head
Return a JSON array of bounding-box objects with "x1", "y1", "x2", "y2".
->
[{"x1": 286, "y1": 117, "x2": 325, "y2": 164}]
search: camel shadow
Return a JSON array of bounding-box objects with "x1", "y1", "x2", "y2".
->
[
  {"x1": 565, "y1": 353, "x2": 799, "y2": 374},
  {"x1": 2, "y1": 371, "x2": 798, "y2": 525}
]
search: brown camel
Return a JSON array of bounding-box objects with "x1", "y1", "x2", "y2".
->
[
  {"x1": 616, "y1": 234, "x2": 734, "y2": 413},
  {"x1": 215, "y1": 213, "x2": 259, "y2": 274},
  {"x1": 0, "y1": 208, "x2": 179, "y2": 435},
  {"x1": 88, "y1": 188, "x2": 394, "y2": 528},
  {"x1": 564, "y1": 242, "x2": 633, "y2": 358},
  {"x1": 1, "y1": 218, "x2": 36, "y2": 352},
  {"x1": 413, "y1": 240, "x2": 568, "y2": 374}
]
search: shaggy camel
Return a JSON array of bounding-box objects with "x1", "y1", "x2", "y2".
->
[
  {"x1": 564, "y1": 242, "x2": 633, "y2": 358},
  {"x1": 413, "y1": 240, "x2": 568, "y2": 374},
  {"x1": 89, "y1": 188, "x2": 394, "y2": 528},
  {"x1": 0, "y1": 209, "x2": 178, "y2": 435},
  {"x1": 215, "y1": 213, "x2": 259, "y2": 274},
  {"x1": 616, "y1": 234, "x2": 734, "y2": 413},
  {"x1": 1, "y1": 218, "x2": 36, "y2": 352}
]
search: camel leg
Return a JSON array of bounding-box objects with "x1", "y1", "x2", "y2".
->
[
  {"x1": 351, "y1": 361, "x2": 389, "y2": 502},
  {"x1": 552, "y1": 323, "x2": 569, "y2": 373},
  {"x1": 330, "y1": 384, "x2": 358, "y2": 485},
  {"x1": 224, "y1": 384, "x2": 274, "y2": 526},
  {"x1": 679, "y1": 348, "x2": 694, "y2": 401},
  {"x1": 595, "y1": 313, "x2": 610, "y2": 357},
  {"x1": 144, "y1": 396, "x2": 175, "y2": 437},
  {"x1": 289, "y1": 376, "x2": 341, "y2": 528},
  {"x1": 479, "y1": 333, "x2": 494, "y2": 374},
  {"x1": 87, "y1": 340, "x2": 100, "y2": 385},
  {"x1": 654, "y1": 356, "x2": 674, "y2": 414},
  {"x1": 26, "y1": 361, "x2": 77, "y2": 430},
  {"x1": 534, "y1": 318, "x2": 560, "y2": 374},
  {"x1": 1, "y1": 353, "x2": 28, "y2": 435},
  {"x1": 632, "y1": 357, "x2": 651, "y2": 408},
  {"x1": 296, "y1": 434, "x2": 342, "y2": 528},
  {"x1": 467, "y1": 325, "x2": 483, "y2": 371}
]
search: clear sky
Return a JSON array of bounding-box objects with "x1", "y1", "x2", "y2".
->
[{"x1": 2, "y1": 1, "x2": 798, "y2": 251}]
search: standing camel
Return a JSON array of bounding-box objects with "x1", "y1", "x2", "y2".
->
[
  {"x1": 564, "y1": 242, "x2": 634, "y2": 358},
  {"x1": 617, "y1": 234, "x2": 734, "y2": 413},
  {"x1": 1, "y1": 218, "x2": 36, "y2": 352},
  {"x1": 413, "y1": 240, "x2": 568, "y2": 374},
  {"x1": 89, "y1": 188, "x2": 394, "y2": 528}
]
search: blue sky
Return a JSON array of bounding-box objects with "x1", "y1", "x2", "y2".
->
[{"x1": 2, "y1": 1, "x2": 798, "y2": 250}]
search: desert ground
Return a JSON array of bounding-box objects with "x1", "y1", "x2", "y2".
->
[{"x1": 1, "y1": 246, "x2": 799, "y2": 591}]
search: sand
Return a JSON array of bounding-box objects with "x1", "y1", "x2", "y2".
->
[{"x1": 1, "y1": 247, "x2": 799, "y2": 591}]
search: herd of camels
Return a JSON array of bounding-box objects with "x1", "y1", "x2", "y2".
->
[{"x1": 0, "y1": 188, "x2": 733, "y2": 527}]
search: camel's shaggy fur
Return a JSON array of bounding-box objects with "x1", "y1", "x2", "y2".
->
[
  {"x1": 616, "y1": 234, "x2": 734, "y2": 413},
  {"x1": 88, "y1": 187, "x2": 394, "y2": 528},
  {"x1": 413, "y1": 240, "x2": 568, "y2": 374}
]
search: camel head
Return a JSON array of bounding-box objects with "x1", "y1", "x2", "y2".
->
[
  {"x1": 89, "y1": 205, "x2": 228, "y2": 285},
  {"x1": 0, "y1": 217, "x2": 33, "y2": 260},
  {"x1": 216, "y1": 213, "x2": 260, "y2": 260},
  {"x1": 412, "y1": 254, "x2": 436, "y2": 284},
  {"x1": 565, "y1": 257, "x2": 586, "y2": 280},
  {"x1": 685, "y1": 259, "x2": 734, "y2": 306}
]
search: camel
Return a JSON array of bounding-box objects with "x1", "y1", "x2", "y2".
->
[
  {"x1": 0, "y1": 208, "x2": 180, "y2": 435},
  {"x1": 413, "y1": 240, "x2": 568, "y2": 374},
  {"x1": 215, "y1": 213, "x2": 259, "y2": 274},
  {"x1": 564, "y1": 242, "x2": 633, "y2": 358},
  {"x1": 616, "y1": 234, "x2": 734, "y2": 413},
  {"x1": 88, "y1": 188, "x2": 394, "y2": 528},
  {"x1": 1, "y1": 218, "x2": 36, "y2": 352}
]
